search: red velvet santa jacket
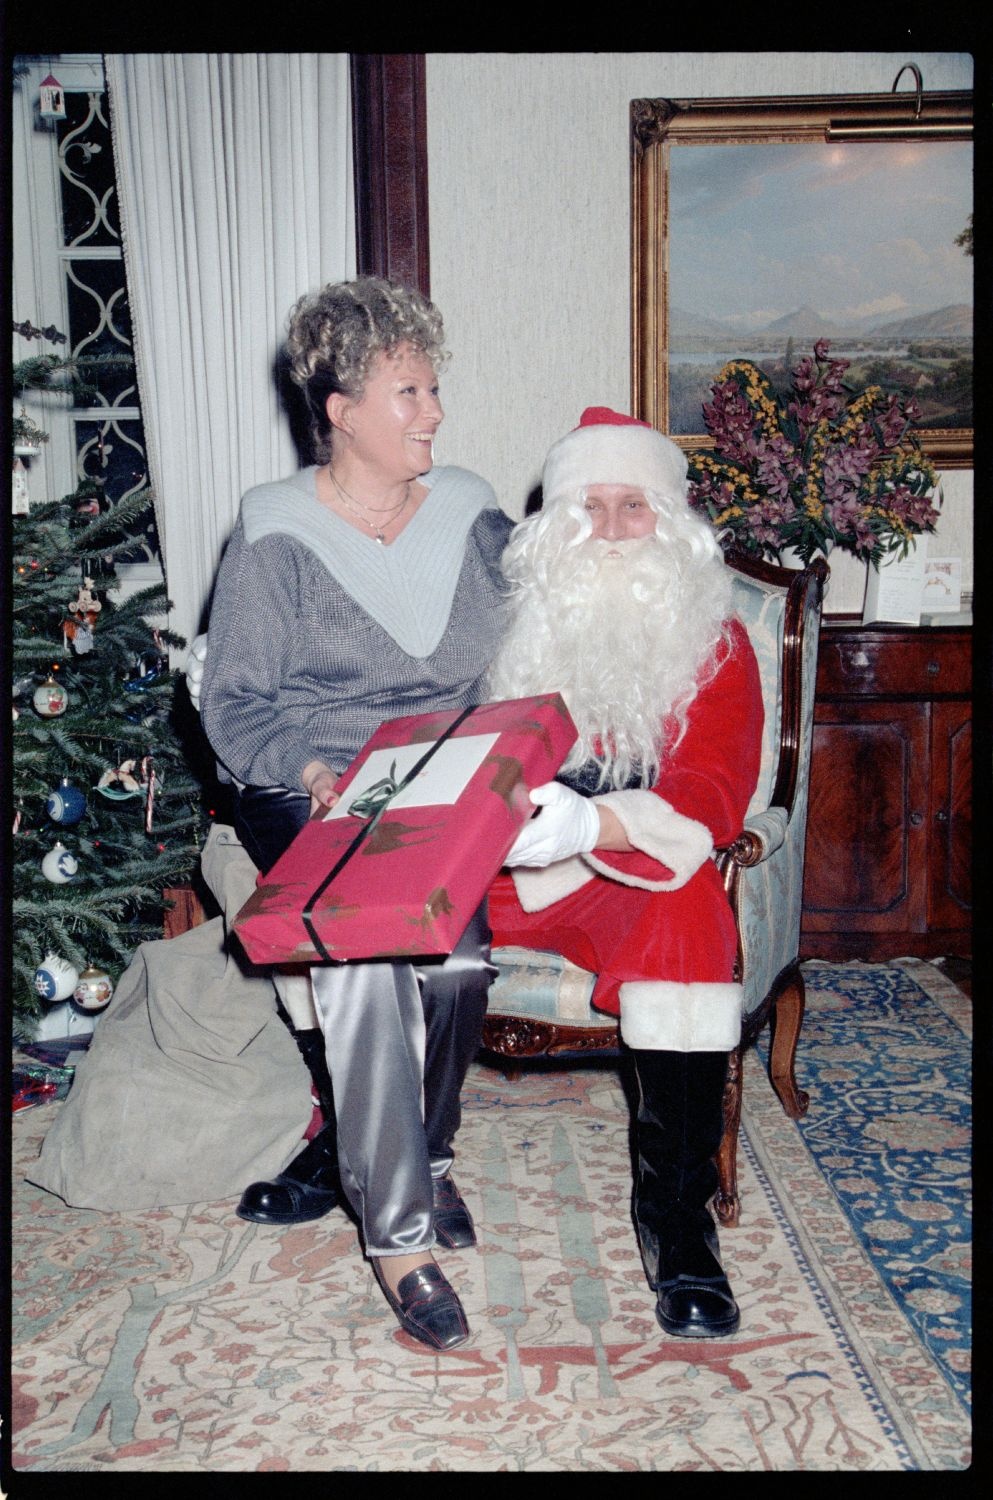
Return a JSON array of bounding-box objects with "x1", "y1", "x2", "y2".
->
[{"x1": 509, "y1": 617, "x2": 764, "y2": 914}]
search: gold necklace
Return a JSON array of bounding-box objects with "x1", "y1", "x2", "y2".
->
[{"x1": 328, "y1": 469, "x2": 412, "y2": 544}]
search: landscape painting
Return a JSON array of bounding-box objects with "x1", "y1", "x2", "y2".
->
[
  {"x1": 667, "y1": 139, "x2": 972, "y2": 438},
  {"x1": 631, "y1": 93, "x2": 973, "y2": 465}
]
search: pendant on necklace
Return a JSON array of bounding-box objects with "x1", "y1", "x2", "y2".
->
[{"x1": 374, "y1": 532, "x2": 385, "y2": 545}]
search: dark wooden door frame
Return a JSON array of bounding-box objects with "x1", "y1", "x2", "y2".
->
[{"x1": 350, "y1": 54, "x2": 430, "y2": 296}]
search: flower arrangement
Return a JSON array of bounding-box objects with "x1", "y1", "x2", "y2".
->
[{"x1": 686, "y1": 340, "x2": 941, "y2": 566}]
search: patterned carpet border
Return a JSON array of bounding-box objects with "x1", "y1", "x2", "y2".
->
[
  {"x1": 756, "y1": 959, "x2": 971, "y2": 1418},
  {"x1": 735, "y1": 1127, "x2": 915, "y2": 1466}
]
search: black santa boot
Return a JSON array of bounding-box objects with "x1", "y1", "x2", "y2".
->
[
  {"x1": 631, "y1": 1048, "x2": 740, "y2": 1338},
  {"x1": 237, "y1": 1026, "x2": 341, "y2": 1225}
]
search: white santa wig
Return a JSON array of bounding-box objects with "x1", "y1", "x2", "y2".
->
[{"x1": 489, "y1": 407, "x2": 734, "y2": 789}]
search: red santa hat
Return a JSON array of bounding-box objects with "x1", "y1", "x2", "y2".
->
[{"x1": 541, "y1": 406, "x2": 689, "y2": 510}]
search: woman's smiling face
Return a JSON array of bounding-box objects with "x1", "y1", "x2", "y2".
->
[{"x1": 332, "y1": 341, "x2": 444, "y2": 480}]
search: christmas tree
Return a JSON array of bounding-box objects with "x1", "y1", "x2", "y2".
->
[{"x1": 10, "y1": 332, "x2": 209, "y2": 1040}]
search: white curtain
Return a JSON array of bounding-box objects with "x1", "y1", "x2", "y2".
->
[{"x1": 105, "y1": 53, "x2": 355, "y2": 654}]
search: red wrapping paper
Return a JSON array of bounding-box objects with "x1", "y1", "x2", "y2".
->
[{"x1": 233, "y1": 694, "x2": 577, "y2": 964}]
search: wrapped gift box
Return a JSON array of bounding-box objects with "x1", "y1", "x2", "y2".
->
[{"x1": 233, "y1": 694, "x2": 577, "y2": 964}]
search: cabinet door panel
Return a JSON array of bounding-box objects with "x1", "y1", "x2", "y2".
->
[
  {"x1": 929, "y1": 701, "x2": 972, "y2": 926},
  {"x1": 802, "y1": 702, "x2": 929, "y2": 932}
]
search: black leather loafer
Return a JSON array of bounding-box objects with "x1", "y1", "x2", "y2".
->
[
  {"x1": 655, "y1": 1274, "x2": 740, "y2": 1338},
  {"x1": 236, "y1": 1124, "x2": 340, "y2": 1226},
  {"x1": 373, "y1": 1260, "x2": 471, "y2": 1351},
  {"x1": 432, "y1": 1174, "x2": 476, "y2": 1249}
]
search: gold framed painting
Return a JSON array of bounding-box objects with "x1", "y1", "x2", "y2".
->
[{"x1": 631, "y1": 91, "x2": 973, "y2": 468}]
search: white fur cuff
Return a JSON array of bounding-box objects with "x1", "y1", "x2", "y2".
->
[
  {"x1": 619, "y1": 981, "x2": 743, "y2": 1051},
  {"x1": 510, "y1": 857, "x2": 593, "y2": 913},
  {"x1": 583, "y1": 790, "x2": 713, "y2": 891}
]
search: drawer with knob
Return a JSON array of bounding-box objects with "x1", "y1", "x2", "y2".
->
[{"x1": 816, "y1": 627, "x2": 971, "y2": 698}]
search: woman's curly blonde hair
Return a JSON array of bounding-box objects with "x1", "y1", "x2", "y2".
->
[{"x1": 285, "y1": 277, "x2": 448, "y2": 463}]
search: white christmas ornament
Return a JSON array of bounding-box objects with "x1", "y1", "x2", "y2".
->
[
  {"x1": 13, "y1": 457, "x2": 30, "y2": 514},
  {"x1": 33, "y1": 676, "x2": 69, "y2": 717},
  {"x1": 41, "y1": 842, "x2": 79, "y2": 883},
  {"x1": 73, "y1": 964, "x2": 114, "y2": 1011},
  {"x1": 34, "y1": 953, "x2": 80, "y2": 1003}
]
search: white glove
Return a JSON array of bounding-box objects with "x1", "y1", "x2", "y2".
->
[
  {"x1": 504, "y1": 781, "x2": 601, "y2": 868},
  {"x1": 185, "y1": 633, "x2": 208, "y2": 712}
]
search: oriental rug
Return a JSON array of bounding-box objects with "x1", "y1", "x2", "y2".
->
[{"x1": 6, "y1": 960, "x2": 972, "y2": 1474}]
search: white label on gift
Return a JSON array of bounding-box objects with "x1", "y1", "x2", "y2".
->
[{"x1": 323, "y1": 732, "x2": 503, "y2": 820}]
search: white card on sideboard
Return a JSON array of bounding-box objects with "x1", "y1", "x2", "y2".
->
[
  {"x1": 862, "y1": 539, "x2": 927, "y2": 626},
  {"x1": 921, "y1": 556, "x2": 963, "y2": 615}
]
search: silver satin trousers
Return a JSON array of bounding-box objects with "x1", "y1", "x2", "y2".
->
[{"x1": 309, "y1": 905, "x2": 495, "y2": 1257}]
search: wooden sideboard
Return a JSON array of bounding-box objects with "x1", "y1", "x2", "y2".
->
[{"x1": 800, "y1": 621, "x2": 972, "y2": 961}]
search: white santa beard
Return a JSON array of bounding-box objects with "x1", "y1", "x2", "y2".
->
[{"x1": 489, "y1": 534, "x2": 733, "y2": 787}]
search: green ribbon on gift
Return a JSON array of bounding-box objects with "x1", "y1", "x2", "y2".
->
[
  {"x1": 302, "y1": 705, "x2": 477, "y2": 962},
  {"x1": 346, "y1": 760, "x2": 400, "y2": 821}
]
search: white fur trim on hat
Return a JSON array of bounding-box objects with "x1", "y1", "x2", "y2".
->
[
  {"x1": 541, "y1": 417, "x2": 688, "y2": 510},
  {"x1": 619, "y1": 980, "x2": 743, "y2": 1051},
  {"x1": 582, "y1": 790, "x2": 713, "y2": 890}
]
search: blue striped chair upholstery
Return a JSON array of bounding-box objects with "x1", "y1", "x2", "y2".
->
[{"x1": 481, "y1": 554, "x2": 828, "y2": 1226}]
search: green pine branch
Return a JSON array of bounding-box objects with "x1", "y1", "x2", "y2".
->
[{"x1": 13, "y1": 350, "x2": 133, "y2": 405}]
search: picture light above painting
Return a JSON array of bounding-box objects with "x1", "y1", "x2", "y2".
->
[{"x1": 630, "y1": 86, "x2": 973, "y2": 468}]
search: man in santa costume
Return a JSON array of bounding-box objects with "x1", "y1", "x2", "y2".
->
[{"x1": 492, "y1": 406, "x2": 764, "y2": 1339}]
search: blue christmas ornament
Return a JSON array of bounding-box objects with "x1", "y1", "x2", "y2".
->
[
  {"x1": 124, "y1": 651, "x2": 167, "y2": 693},
  {"x1": 46, "y1": 778, "x2": 87, "y2": 825}
]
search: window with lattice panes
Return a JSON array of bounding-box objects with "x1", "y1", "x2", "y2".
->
[{"x1": 12, "y1": 55, "x2": 161, "y2": 576}]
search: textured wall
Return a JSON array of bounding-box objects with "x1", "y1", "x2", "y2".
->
[{"x1": 426, "y1": 52, "x2": 973, "y2": 613}]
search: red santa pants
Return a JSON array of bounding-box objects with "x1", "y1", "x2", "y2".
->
[{"x1": 487, "y1": 862, "x2": 737, "y2": 1017}]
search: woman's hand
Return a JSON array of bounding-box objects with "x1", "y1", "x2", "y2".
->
[{"x1": 302, "y1": 759, "x2": 340, "y2": 816}]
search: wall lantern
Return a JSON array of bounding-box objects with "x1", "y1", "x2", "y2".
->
[{"x1": 825, "y1": 63, "x2": 972, "y2": 142}]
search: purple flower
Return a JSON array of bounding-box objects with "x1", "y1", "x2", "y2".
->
[
  {"x1": 874, "y1": 395, "x2": 910, "y2": 448},
  {"x1": 821, "y1": 443, "x2": 878, "y2": 500},
  {"x1": 692, "y1": 343, "x2": 936, "y2": 564},
  {"x1": 811, "y1": 338, "x2": 850, "y2": 381},
  {"x1": 702, "y1": 379, "x2": 757, "y2": 460},
  {"x1": 792, "y1": 359, "x2": 816, "y2": 394}
]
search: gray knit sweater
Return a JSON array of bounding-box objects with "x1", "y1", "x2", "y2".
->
[{"x1": 200, "y1": 464, "x2": 513, "y2": 791}]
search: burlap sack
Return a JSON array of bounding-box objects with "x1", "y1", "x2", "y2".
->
[{"x1": 27, "y1": 825, "x2": 312, "y2": 1210}]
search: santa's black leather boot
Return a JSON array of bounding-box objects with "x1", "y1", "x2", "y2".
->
[
  {"x1": 237, "y1": 1027, "x2": 341, "y2": 1225},
  {"x1": 631, "y1": 1048, "x2": 739, "y2": 1338}
]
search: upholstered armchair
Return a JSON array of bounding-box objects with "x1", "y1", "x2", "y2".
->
[{"x1": 481, "y1": 553, "x2": 828, "y2": 1227}]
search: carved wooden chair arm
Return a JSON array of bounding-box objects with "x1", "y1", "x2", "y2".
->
[{"x1": 715, "y1": 806, "x2": 788, "y2": 876}]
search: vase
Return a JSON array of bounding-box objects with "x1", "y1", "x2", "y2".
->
[{"x1": 776, "y1": 542, "x2": 833, "y2": 570}]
